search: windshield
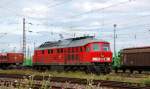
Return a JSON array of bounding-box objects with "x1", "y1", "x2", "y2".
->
[{"x1": 102, "y1": 44, "x2": 110, "y2": 51}]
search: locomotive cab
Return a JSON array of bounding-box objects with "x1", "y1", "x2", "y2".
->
[
  {"x1": 83, "y1": 42, "x2": 112, "y2": 74},
  {"x1": 84, "y1": 42, "x2": 112, "y2": 63}
]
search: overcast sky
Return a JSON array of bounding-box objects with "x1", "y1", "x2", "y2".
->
[{"x1": 0, "y1": 0, "x2": 150, "y2": 53}]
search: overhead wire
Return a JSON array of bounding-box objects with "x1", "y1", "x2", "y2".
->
[
  {"x1": 117, "y1": 23, "x2": 150, "y2": 30},
  {"x1": 0, "y1": 0, "x2": 15, "y2": 9},
  {"x1": 47, "y1": 0, "x2": 73, "y2": 8},
  {"x1": 60, "y1": 14, "x2": 150, "y2": 32},
  {"x1": 61, "y1": 0, "x2": 149, "y2": 34},
  {"x1": 3, "y1": 0, "x2": 137, "y2": 31},
  {"x1": 27, "y1": 0, "x2": 135, "y2": 23},
  {"x1": 42, "y1": 0, "x2": 141, "y2": 30},
  {"x1": 64, "y1": 2, "x2": 150, "y2": 28},
  {"x1": 0, "y1": 0, "x2": 73, "y2": 19},
  {"x1": 0, "y1": 0, "x2": 149, "y2": 38},
  {"x1": 68, "y1": 0, "x2": 136, "y2": 18},
  {"x1": 0, "y1": 0, "x2": 74, "y2": 37},
  {"x1": 0, "y1": 0, "x2": 139, "y2": 28}
]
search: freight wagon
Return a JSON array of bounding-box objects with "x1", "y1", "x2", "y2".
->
[
  {"x1": 0, "y1": 53, "x2": 24, "y2": 69},
  {"x1": 33, "y1": 36, "x2": 112, "y2": 74},
  {"x1": 113, "y1": 47, "x2": 150, "y2": 73}
]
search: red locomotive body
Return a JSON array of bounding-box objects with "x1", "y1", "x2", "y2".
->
[
  {"x1": 0, "y1": 53, "x2": 24, "y2": 68},
  {"x1": 33, "y1": 36, "x2": 112, "y2": 74}
]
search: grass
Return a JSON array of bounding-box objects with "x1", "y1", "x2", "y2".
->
[
  {"x1": 141, "y1": 76, "x2": 150, "y2": 85},
  {"x1": 0, "y1": 69, "x2": 149, "y2": 85},
  {"x1": 0, "y1": 73, "x2": 52, "y2": 89}
]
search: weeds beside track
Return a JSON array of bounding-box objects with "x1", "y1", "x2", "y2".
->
[{"x1": 0, "y1": 73, "x2": 149, "y2": 89}]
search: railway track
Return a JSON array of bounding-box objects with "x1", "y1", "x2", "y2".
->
[{"x1": 0, "y1": 73, "x2": 149, "y2": 89}]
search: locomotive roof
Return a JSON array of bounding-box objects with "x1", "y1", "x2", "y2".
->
[{"x1": 36, "y1": 36, "x2": 108, "y2": 50}]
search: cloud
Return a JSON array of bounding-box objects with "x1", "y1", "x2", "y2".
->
[
  {"x1": 72, "y1": 0, "x2": 113, "y2": 12},
  {"x1": 22, "y1": 5, "x2": 49, "y2": 18},
  {"x1": 0, "y1": 0, "x2": 150, "y2": 53}
]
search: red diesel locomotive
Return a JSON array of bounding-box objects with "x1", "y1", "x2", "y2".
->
[
  {"x1": 0, "y1": 53, "x2": 24, "y2": 69},
  {"x1": 33, "y1": 36, "x2": 112, "y2": 74}
]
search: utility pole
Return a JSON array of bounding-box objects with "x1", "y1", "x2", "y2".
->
[
  {"x1": 73, "y1": 33, "x2": 76, "y2": 37},
  {"x1": 23, "y1": 18, "x2": 26, "y2": 59},
  {"x1": 113, "y1": 24, "x2": 117, "y2": 57},
  {"x1": 27, "y1": 45, "x2": 30, "y2": 58},
  {"x1": 34, "y1": 41, "x2": 36, "y2": 50}
]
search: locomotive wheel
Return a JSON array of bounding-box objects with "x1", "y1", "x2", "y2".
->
[
  {"x1": 79, "y1": 66, "x2": 85, "y2": 71},
  {"x1": 130, "y1": 69, "x2": 134, "y2": 74},
  {"x1": 33, "y1": 66, "x2": 38, "y2": 70},
  {"x1": 93, "y1": 66, "x2": 101, "y2": 75},
  {"x1": 105, "y1": 65, "x2": 111, "y2": 74},
  {"x1": 106, "y1": 68, "x2": 111, "y2": 74},
  {"x1": 138, "y1": 70, "x2": 142, "y2": 74},
  {"x1": 85, "y1": 66, "x2": 93, "y2": 74},
  {"x1": 115, "y1": 68, "x2": 118, "y2": 73},
  {"x1": 123, "y1": 69, "x2": 126, "y2": 73},
  {"x1": 72, "y1": 66, "x2": 78, "y2": 71},
  {"x1": 64, "y1": 66, "x2": 71, "y2": 72}
]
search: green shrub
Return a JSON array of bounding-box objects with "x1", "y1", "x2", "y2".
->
[{"x1": 143, "y1": 78, "x2": 150, "y2": 85}]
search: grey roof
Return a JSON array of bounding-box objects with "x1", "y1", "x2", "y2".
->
[{"x1": 36, "y1": 36, "x2": 108, "y2": 50}]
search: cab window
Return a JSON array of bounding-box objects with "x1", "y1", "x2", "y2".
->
[
  {"x1": 92, "y1": 43, "x2": 100, "y2": 51},
  {"x1": 60, "y1": 49, "x2": 63, "y2": 53},
  {"x1": 42, "y1": 50, "x2": 44, "y2": 54},
  {"x1": 102, "y1": 44, "x2": 110, "y2": 51},
  {"x1": 80, "y1": 47, "x2": 82, "y2": 52},
  {"x1": 86, "y1": 46, "x2": 90, "y2": 52},
  {"x1": 48, "y1": 49, "x2": 51, "y2": 54},
  {"x1": 51, "y1": 49, "x2": 53, "y2": 54}
]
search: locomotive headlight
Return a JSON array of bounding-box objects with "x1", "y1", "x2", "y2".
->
[
  {"x1": 92, "y1": 58, "x2": 100, "y2": 61},
  {"x1": 106, "y1": 57, "x2": 110, "y2": 61},
  {"x1": 92, "y1": 57, "x2": 110, "y2": 61}
]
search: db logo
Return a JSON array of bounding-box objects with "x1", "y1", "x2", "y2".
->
[{"x1": 101, "y1": 54, "x2": 104, "y2": 58}]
